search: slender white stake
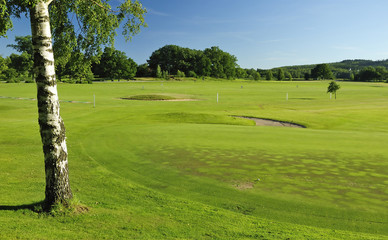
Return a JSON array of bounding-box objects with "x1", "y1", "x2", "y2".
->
[
  {"x1": 93, "y1": 94, "x2": 96, "y2": 108},
  {"x1": 330, "y1": 93, "x2": 332, "y2": 99},
  {"x1": 286, "y1": 93, "x2": 288, "y2": 101},
  {"x1": 217, "y1": 93, "x2": 219, "y2": 103}
]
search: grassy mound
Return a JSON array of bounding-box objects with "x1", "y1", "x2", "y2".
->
[
  {"x1": 153, "y1": 112, "x2": 255, "y2": 126},
  {"x1": 122, "y1": 94, "x2": 176, "y2": 101}
]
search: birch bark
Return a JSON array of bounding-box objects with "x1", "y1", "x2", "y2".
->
[{"x1": 30, "y1": 0, "x2": 73, "y2": 207}]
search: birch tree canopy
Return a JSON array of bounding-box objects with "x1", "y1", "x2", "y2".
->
[{"x1": 1, "y1": 0, "x2": 146, "y2": 62}]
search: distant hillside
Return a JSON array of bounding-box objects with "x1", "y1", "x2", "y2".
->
[
  {"x1": 276, "y1": 59, "x2": 388, "y2": 80},
  {"x1": 279, "y1": 59, "x2": 388, "y2": 71},
  {"x1": 330, "y1": 59, "x2": 388, "y2": 70}
]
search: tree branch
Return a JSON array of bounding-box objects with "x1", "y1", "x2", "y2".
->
[{"x1": 86, "y1": 0, "x2": 119, "y2": 13}]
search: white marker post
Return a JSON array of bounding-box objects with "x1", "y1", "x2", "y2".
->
[
  {"x1": 330, "y1": 93, "x2": 332, "y2": 100},
  {"x1": 217, "y1": 93, "x2": 219, "y2": 103},
  {"x1": 286, "y1": 93, "x2": 288, "y2": 101}
]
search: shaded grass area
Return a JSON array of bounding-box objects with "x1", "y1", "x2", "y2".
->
[{"x1": 0, "y1": 81, "x2": 387, "y2": 239}]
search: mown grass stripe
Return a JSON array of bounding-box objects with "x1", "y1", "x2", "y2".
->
[{"x1": 0, "y1": 96, "x2": 91, "y2": 104}]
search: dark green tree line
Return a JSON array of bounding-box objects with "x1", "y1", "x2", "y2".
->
[
  {"x1": 3, "y1": 35, "x2": 139, "y2": 83},
  {"x1": 354, "y1": 66, "x2": 388, "y2": 82},
  {"x1": 147, "y1": 45, "x2": 238, "y2": 79},
  {"x1": 5, "y1": 35, "x2": 33, "y2": 81},
  {"x1": 92, "y1": 47, "x2": 137, "y2": 80},
  {"x1": 311, "y1": 64, "x2": 334, "y2": 80}
]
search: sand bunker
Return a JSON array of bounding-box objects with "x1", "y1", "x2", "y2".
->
[{"x1": 234, "y1": 116, "x2": 305, "y2": 128}]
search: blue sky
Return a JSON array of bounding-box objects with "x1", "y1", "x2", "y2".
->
[{"x1": 1, "y1": 0, "x2": 388, "y2": 69}]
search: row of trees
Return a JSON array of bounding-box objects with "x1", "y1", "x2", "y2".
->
[
  {"x1": 0, "y1": 53, "x2": 33, "y2": 82},
  {"x1": 235, "y1": 65, "x2": 329, "y2": 81},
  {"x1": 0, "y1": 36, "x2": 34, "y2": 82},
  {"x1": 146, "y1": 45, "x2": 238, "y2": 79},
  {"x1": 3, "y1": 38, "x2": 388, "y2": 83},
  {"x1": 354, "y1": 66, "x2": 388, "y2": 82},
  {"x1": 1, "y1": 36, "x2": 138, "y2": 83},
  {"x1": 92, "y1": 47, "x2": 137, "y2": 80},
  {"x1": 139, "y1": 45, "x2": 296, "y2": 81},
  {"x1": 281, "y1": 59, "x2": 388, "y2": 82},
  {"x1": 143, "y1": 45, "x2": 340, "y2": 81},
  {"x1": 58, "y1": 46, "x2": 138, "y2": 82}
]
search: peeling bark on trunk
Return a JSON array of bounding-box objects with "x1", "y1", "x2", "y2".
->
[{"x1": 30, "y1": 0, "x2": 73, "y2": 208}]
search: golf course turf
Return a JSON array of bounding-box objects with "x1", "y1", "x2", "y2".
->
[{"x1": 0, "y1": 80, "x2": 387, "y2": 239}]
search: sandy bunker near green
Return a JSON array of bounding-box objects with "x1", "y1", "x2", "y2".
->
[{"x1": 234, "y1": 116, "x2": 306, "y2": 128}]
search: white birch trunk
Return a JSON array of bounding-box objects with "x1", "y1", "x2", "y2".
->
[{"x1": 30, "y1": 0, "x2": 73, "y2": 208}]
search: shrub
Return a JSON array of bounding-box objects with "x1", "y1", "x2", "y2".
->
[
  {"x1": 156, "y1": 65, "x2": 162, "y2": 78},
  {"x1": 287, "y1": 72, "x2": 293, "y2": 81},
  {"x1": 75, "y1": 79, "x2": 92, "y2": 84},
  {"x1": 4, "y1": 68, "x2": 18, "y2": 82},
  {"x1": 252, "y1": 72, "x2": 261, "y2": 81},
  {"x1": 177, "y1": 70, "x2": 185, "y2": 78},
  {"x1": 162, "y1": 70, "x2": 169, "y2": 80},
  {"x1": 63, "y1": 78, "x2": 76, "y2": 84},
  {"x1": 188, "y1": 71, "x2": 197, "y2": 78},
  {"x1": 7, "y1": 77, "x2": 21, "y2": 83}
]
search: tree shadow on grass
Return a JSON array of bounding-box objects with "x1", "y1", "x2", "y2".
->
[
  {"x1": 1, "y1": 200, "x2": 89, "y2": 215},
  {"x1": 0, "y1": 200, "x2": 45, "y2": 213}
]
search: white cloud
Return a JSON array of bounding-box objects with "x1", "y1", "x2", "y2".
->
[{"x1": 147, "y1": 8, "x2": 170, "y2": 17}]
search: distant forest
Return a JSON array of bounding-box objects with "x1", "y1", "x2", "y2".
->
[
  {"x1": 140, "y1": 45, "x2": 388, "y2": 82},
  {"x1": 1, "y1": 37, "x2": 388, "y2": 83},
  {"x1": 279, "y1": 59, "x2": 388, "y2": 82}
]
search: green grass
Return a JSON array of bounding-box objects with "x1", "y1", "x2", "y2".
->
[{"x1": 0, "y1": 80, "x2": 387, "y2": 239}]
